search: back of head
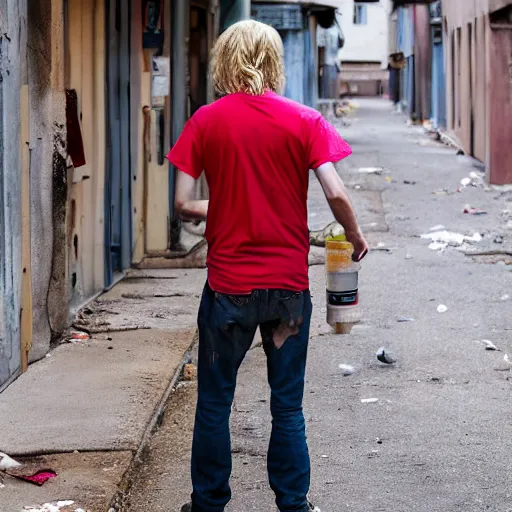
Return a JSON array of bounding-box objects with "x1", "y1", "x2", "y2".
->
[{"x1": 211, "y1": 20, "x2": 285, "y2": 97}]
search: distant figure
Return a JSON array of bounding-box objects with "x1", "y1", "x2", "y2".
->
[
  {"x1": 317, "y1": 23, "x2": 344, "y2": 99},
  {"x1": 167, "y1": 20, "x2": 368, "y2": 512}
]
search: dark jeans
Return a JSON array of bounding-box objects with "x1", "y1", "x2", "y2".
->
[{"x1": 191, "y1": 283, "x2": 313, "y2": 512}]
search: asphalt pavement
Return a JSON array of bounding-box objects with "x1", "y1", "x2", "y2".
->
[{"x1": 126, "y1": 98, "x2": 512, "y2": 512}]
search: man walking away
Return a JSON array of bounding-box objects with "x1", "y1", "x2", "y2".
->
[{"x1": 167, "y1": 20, "x2": 368, "y2": 512}]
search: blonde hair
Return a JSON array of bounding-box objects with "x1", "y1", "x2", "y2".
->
[{"x1": 211, "y1": 20, "x2": 285, "y2": 96}]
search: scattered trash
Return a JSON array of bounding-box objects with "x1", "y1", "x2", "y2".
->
[
  {"x1": 405, "y1": 252, "x2": 413, "y2": 260},
  {"x1": 338, "y1": 363, "x2": 356, "y2": 376},
  {"x1": 429, "y1": 224, "x2": 446, "y2": 231},
  {"x1": 24, "y1": 501, "x2": 75, "y2": 512},
  {"x1": 376, "y1": 347, "x2": 397, "y2": 365},
  {"x1": 10, "y1": 469, "x2": 57, "y2": 487},
  {"x1": 432, "y1": 188, "x2": 451, "y2": 196},
  {"x1": 504, "y1": 354, "x2": 511, "y2": 368},
  {"x1": 310, "y1": 221, "x2": 344, "y2": 247},
  {"x1": 460, "y1": 172, "x2": 484, "y2": 188},
  {"x1": 467, "y1": 232, "x2": 483, "y2": 242},
  {"x1": 403, "y1": 180, "x2": 417, "y2": 185},
  {"x1": 354, "y1": 184, "x2": 362, "y2": 190},
  {"x1": 429, "y1": 242, "x2": 447, "y2": 252},
  {"x1": 321, "y1": 454, "x2": 329, "y2": 458},
  {"x1": 437, "y1": 304, "x2": 448, "y2": 314},
  {"x1": 358, "y1": 167, "x2": 384, "y2": 175},
  {"x1": 494, "y1": 235, "x2": 504, "y2": 244},
  {"x1": 385, "y1": 176, "x2": 393, "y2": 183},
  {"x1": 183, "y1": 363, "x2": 197, "y2": 381},
  {"x1": 463, "y1": 205, "x2": 487, "y2": 215},
  {"x1": 361, "y1": 398, "x2": 379, "y2": 404},
  {"x1": 397, "y1": 317, "x2": 414, "y2": 323},
  {"x1": 0, "y1": 453, "x2": 22, "y2": 471},
  {"x1": 424, "y1": 231, "x2": 464, "y2": 244},
  {"x1": 421, "y1": 230, "x2": 483, "y2": 249},
  {"x1": 481, "y1": 340, "x2": 499, "y2": 351},
  {"x1": 501, "y1": 294, "x2": 510, "y2": 301},
  {"x1": 68, "y1": 330, "x2": 89, "y2": 342}
]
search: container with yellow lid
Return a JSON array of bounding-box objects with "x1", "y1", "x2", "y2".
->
[{"x1": 324, "y1": 235, "x2": 362, "y2": 334}]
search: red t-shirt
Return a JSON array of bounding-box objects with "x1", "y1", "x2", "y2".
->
[{"x1": 167, "y1": 91, "x2": 352, "y2": 294}]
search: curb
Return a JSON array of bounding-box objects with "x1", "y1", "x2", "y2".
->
[{"x1": 107, "y1": 330, "x2": 198, "y2": 512}]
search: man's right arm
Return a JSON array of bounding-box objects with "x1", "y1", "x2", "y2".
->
[{"x1": 314, "y1": 162, "x2": 368, "y2": 261}]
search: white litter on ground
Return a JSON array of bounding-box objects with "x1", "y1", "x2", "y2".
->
[
  {"x1": 358, "y1": 167, "x2": 384, "y2": 174},
  {"x1": 338, "y1": 364, "x2": 356, "y2": 376},
  {"x1": 421, "y1": 230, "x2": 483, "y2": 250},
  {"x1": 437, "y1": 304, "x2": 448, "y2": 314},
  {"x1": 428, "y1": 242, "x2": 448, "y2": 252},
  {"x1": 481, "y1": 340, "x2": 499, "y2": 351},
  {"x1": 0, "y1": 452, "x2": 22, "y2": 470},
  {"x1": 361, "y1": 398, "x2": 379, "y2": 404},
  {"x1": 23, "y1": 501, "x2": 75, "y2": 512}
]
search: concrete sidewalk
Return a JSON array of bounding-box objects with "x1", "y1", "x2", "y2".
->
[{"x1": 0, "y1": 269, "x2": 205, "y2": 511}]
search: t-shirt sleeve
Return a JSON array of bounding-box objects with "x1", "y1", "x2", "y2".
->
[
  {"x1": 306, "y1": 113, "x2": 352, "y2": 169},
  {"x1": 166, "y1": 116, "x2": 203, "y2": 179}
]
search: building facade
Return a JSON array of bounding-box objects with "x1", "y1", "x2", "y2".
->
[
  {"x1": 338, "y1": 0, "x2": 391, "y2": 96},
  {"x1": 0, "y1": 0, "x2": 249, "y2": 390},
  {"x1": 442, "y1": 0, "x2": 512, "y2": 185}
]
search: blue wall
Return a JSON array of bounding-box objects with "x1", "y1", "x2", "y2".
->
[{"x1": 431, "y1": 41, "x2": 446, "y2": 129}]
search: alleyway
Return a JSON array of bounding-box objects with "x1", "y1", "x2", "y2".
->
[{"x1": 126, "y1": 99, "x2": 512, "y2": 512}]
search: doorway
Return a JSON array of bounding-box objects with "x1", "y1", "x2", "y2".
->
[{"x1": 105, "y1": 0, "x2": 132, "y2": 286}]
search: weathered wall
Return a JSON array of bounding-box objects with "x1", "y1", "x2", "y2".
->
[
  {"x1": 27, "y1": 0, "x2": 67, "y2": 361},
  {"x1": 66, "y1": 0, "x2": 106, "y2": 315},
  {"x1": 0, "y1": 0, "x2": 25, "y2": 387},
  {"x1": 339, "y1": 0, "x2": 391, "y2": 68},
  {"x1": 442, "y1": 0, "x2": 512, "y2": 183}
]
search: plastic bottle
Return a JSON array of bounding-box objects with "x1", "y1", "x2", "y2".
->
[{"x1": 325, "y1": 235, "x2": 362, "y2": 334}]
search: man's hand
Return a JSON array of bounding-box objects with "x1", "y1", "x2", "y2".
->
[{"x1": 345, "y1": 229, "x2": 369, "y2": 262}]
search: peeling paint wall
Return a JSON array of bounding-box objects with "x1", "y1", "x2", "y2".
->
[{"x1": 27, "y1": 0, "x2": 67, "y2": 361}]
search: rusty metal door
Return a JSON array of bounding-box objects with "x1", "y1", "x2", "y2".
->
[{"x1": 0, "y1": 33, "x2": 22, "y2": 391}]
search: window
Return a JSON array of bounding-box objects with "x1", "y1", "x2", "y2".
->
[{"x1": 353, "y1": 4, "x2": 368, "y2": 25}]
